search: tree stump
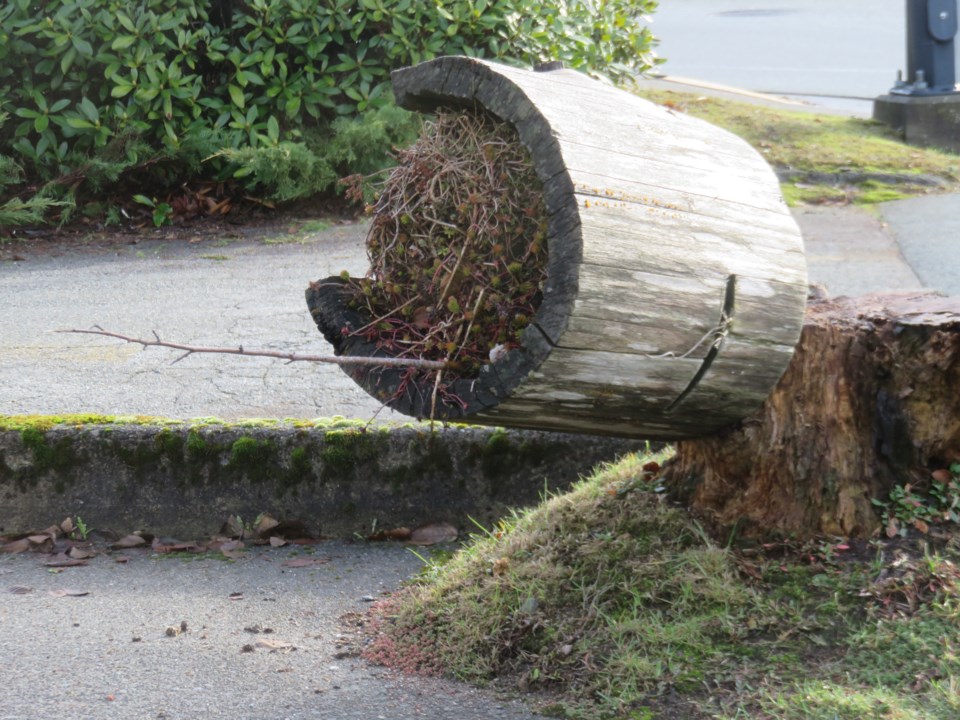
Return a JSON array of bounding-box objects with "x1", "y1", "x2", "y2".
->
[
  {"x1": 307, "y1": 56, "x2": 808, "y2": 439},
  {"x1": 664, "y1": 291, "x2": 960, "y2": 538}
]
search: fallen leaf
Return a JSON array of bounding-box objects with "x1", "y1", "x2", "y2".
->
[
  {"x1": 368, "y1": 527, "x2": 411, "y2": 542},
  {"x1": 219, "y1": 515, "x2": 245, "y2": 539},
  {"x1": 220, "y1": 540, "x2": 246, "y2": 559},
  {"x1": 60, "y1": 517, "x2": 75, "y2": 534},
  {"x1": 244, "y1": 624, "x2": 273, "y2": 634},
  {"x1": 269, "y1": 536, "x2": 287, "y2": 548},
  {"x1": 254, "y1": 514, "x2": 280, "y2": 536},
  {"x1": 165, "y1": 625, "x2": 182, "y2": 637},
  {"x1": 268, "y1": 519, "x2": 312, "y2": 540},
  {"x1": 48, "y1": 589, "x2": 90, "y2": 597},
  {"x1": 408, "y1": 522, "x2": 458, "y2": 546},
  {"x1": 8, "y1": 586, "x2": 32, "y2": 594},
  {"x1": 914, "y1": 518, "x2": 930, "y2": 534},
  {"x1": 1, "y1": 538, "x2": 30, "y2": 554},
  {"x1": 228, "y1": 592, "x2": 244, "y2": 601},
  {"x1": 153, "y1": 542, "x2": 205, "y2": 554},
  {"x1": 68, "y1": 546, "x2": 96, "y2": 560},
  {"x1": 932, "y1": 468, "x2": 953, "y2": 483},
  {"x1": 112, "y1": 534, "x2": 147, "y2": 549},
  {"x1": 44, "y1": 553, "x2": 88, "y2": 568},
  {"x1": 642, "y1": 461, "x2": 660, "y2": 474},
  {"x1": 255, "y1": 638, "x2": 295, "y2": 652},
  {"x1": 281, "y1": 557, "x2": 330, "y2": 568},
  {"x1": 28, "y1": 534, "x2": 55, "y2": 551}
]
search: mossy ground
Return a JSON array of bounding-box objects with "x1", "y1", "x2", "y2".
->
[
  {"x1": 362, "y1": 451, "x2": 960, "y2": 720},
  {"x1": 634, "y1": 89, "x2": 960, "y2": 206}
]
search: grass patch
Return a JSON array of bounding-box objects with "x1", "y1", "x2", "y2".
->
[
  {"x1": 262, "y1": 219, "x2": 334, "y2": 245},
  {"x1": 635, "y1": 89, "x2": 960, "y2": 205},
  {"x1": 362, "y1": 451, "x2": 960, "y2": 719}
]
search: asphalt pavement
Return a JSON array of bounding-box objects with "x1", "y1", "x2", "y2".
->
[
  {"x1": 651, "y1": 0, "x2": 908, "y2": 116},
  {"x1": 0, "y1": 543, "x2": 543, "y2": 720},
  {"x1": 0, "y1": 223, "x2": 410, "y2": 422}
]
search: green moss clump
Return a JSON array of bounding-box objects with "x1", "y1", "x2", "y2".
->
[
  {"x1": 186, "y1": 430, "x2": 208, "y2": 455},
  {"x1": 320, "y1": 429, "x2": 383, "y2": 478},
  {"x1": 0, "y1": 414, "x2": 185, "y2": 432},
  {"x1": 155, "y1": 428, "x2": 184, "y2": 457},
  {"x1": 276, "y1": 444, "x2": 316, "y2": 497},
  {"x1": 113, "y1": 440, "x2": 164, "y2": 478},
  {"x1": 385, "y1": 432, "x2": 455, "y2": 490},
  {"x1": 20, "y1": 427, "x2": 77, "y2": 476},
  {"x1": 228, "y1": 436, "x2": 276, "y2": 484},
  {"x1": 475, "y1": 428, "x2": 549, "y2": 478}
]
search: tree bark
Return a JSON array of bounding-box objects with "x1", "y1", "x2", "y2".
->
[{"x1": 664, "y1": 291, "x2": 960, "y2": 539}]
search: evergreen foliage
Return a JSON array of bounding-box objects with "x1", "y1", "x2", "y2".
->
[{"x1": 0, "y1": 0, "x2": 658, "y2": 229}]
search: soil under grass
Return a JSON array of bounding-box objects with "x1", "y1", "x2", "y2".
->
[
  {"x1": 635, "y1": 88, "x2": 960, "y2": 207},
  {"x1": 355, "y1": 451, "x2": 960, "y2": 720}
]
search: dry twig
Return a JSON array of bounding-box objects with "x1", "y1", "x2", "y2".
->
[
  {"x1": 59, "y1": 327, "x2": 448, "y2": 370},
  {"x1": 344, "y1": 109, "x2": 548, "y2": 395}
]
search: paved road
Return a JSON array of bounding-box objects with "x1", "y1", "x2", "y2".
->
[
  {"x1": 881, "y1": 194, "x2": 960, "y2": 295},
  {"x1": 0, "y1": 226, "x2": 410, "y2": 423},
  {"x1": 0, "y1": 542, "x2": 544, "y2": 720},
  {"x1": 652, "y1": 0, "x2": 910, "y2": 114}
]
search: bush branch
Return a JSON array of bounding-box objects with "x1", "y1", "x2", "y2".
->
[{"x1": 59, "y1": 327, "x2": 448, "y2": 370}]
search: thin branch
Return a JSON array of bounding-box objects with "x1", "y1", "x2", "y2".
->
[{"x1": 59, "y1": 327, "x2": 449, "y2": 370}]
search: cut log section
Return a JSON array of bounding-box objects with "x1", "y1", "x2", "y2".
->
[{"x1": 307, "y1": 56, "x2": 808, "y2": 439}]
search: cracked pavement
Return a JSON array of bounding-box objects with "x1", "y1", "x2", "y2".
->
[{"x1": 0, "y1": 222, "x2": 412, "y2": 423}]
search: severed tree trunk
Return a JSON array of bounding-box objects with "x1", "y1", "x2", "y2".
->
[{"x1": 664, "y1": 291, "x2": 960, "y2": 539}]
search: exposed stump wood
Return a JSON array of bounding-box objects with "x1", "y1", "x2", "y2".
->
[
  {"x1": 665, "y1": 292, "x2": 960, "y2": 538},
  {"x1": 307, "y1": 56, "x2": 808, "y2": 439}
]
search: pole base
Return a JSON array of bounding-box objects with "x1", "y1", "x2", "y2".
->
[{"x1": 874, "y1": 92, "x2": 960, "y2": 152}]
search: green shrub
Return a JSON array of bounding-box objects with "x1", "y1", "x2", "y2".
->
[
  {"x1": 0, "y1": 0, "x2": 657, "y2": 226},
  {"x1": 218, "y1": 102, "x2": 421, "y2": 202}
]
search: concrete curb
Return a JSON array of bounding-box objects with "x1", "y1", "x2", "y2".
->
[{"x1": 0, "y1": 418, "x2": 645, "y2": 538}]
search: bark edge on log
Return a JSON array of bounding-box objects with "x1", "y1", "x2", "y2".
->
[{"x1": 664, "y1": 291, "x2": 960, "y2": 538}]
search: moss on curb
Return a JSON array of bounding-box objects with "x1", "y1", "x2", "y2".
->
[{"x1": 0, "y1": 414, "x2": 645, "y2": 538}]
